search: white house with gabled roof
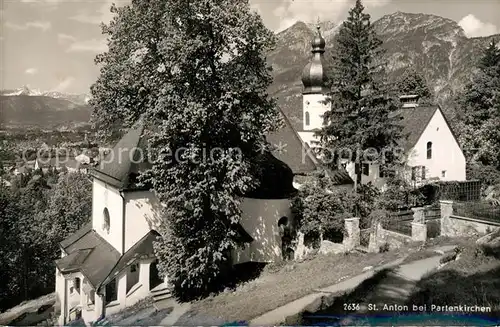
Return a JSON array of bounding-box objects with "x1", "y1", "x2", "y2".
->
[{"x1": 342, "y1": 95, "x2": 467, "y2": 189}]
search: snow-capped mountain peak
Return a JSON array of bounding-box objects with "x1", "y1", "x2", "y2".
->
[
  {"x1": 2, "y1": 86, "x2": 90, "y2": 105},
  {"x1": 4, "y1": 85, "x2": 44, "y2": 96}
]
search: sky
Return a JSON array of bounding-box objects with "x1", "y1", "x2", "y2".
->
[{"x1": 1, "y1": 0, "x2": 499, "y2": 94}]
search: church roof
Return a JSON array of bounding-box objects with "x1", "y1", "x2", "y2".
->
[
  {"x1": 56, "y1": 225, "x2": 121, "y2": 289},
  {"x1": 98, "y1": 230, "x2": 159, "y2": 292},
  {"x1": 267, "y1": 108, "x2": 319, "y2": 175},
  {"x1": 59, "y1": 222, "x2": 92, "y2": 249},
  {"x1": 301, "y1": 25, "x2": 328, "y2": 95},
  {"x1": 90, "y1": 120, "x2": 151, "y2": 190},
  {"x1": 326, "y1": 169, "x2": 354, "y2": 185}
]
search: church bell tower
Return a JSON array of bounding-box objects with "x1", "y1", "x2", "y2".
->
[{"x1": 298, "y1": 24, "x2": 331, "y2": 147}]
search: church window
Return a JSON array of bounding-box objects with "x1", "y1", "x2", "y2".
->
[
  {"x1": 426, "y1": 142, "x2": 432, "y2": 159},
  {"x1": 103, "y1": 208, "x2": 110, "y2": 233},
  {"x1": 305, "y1": 112, "x2": 310, "y2": 126},
  {"x1": 379, "y1": 166, "x2": 385, "y2": 178},
  {"x1": 362, "y1": 163, "x2": 369, "y2": 176}
]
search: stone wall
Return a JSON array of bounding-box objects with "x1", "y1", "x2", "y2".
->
[
  {"x1": 440, "y1": 201, "x2": 500, "y2": 237},
  {"x1": 294, "y1": 218, "x2": 360, "y2": 260},
  {"x1": 368, "y1": 222, "x2": 412, "y2": 252}
]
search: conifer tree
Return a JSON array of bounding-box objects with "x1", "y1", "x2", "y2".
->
[
  {"x1": 90, "y1": 0, "x2": 279, "y2": 300},
  {"x1": 318, "y1": 0, "x2": 403, "y2": 187}
]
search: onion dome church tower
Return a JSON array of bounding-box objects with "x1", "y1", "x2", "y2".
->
[{"x1": 297, "y1": 24, "x2": 331, "y2": 147}]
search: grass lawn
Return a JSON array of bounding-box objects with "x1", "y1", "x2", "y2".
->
[
  {"x1": 401, "y1": 236, "x2": 476, "y2": 264},
  {"x1": 407, "y1": 241, "x2": 500, "y2": 315},
  {"x1": 180, "y1": 243, "x2": 426, "y2": 323}
]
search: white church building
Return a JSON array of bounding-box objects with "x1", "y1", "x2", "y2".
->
[
  {"x1": 54, "y1": 23, "x2": 466, "y2": 326},
  {"x1": 54, "y1": 117, "x2": 315, "y2": 324}
]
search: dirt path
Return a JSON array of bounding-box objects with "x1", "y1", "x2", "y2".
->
[
  {"x1": 253, "y1": 245, "x2": 457, "y2": 326},
  {"x1": 300, "y1": 245, "x2": 457, "y2": 326}
]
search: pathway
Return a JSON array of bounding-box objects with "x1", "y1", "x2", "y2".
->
[{"x1": 249, "y1": 245, "x2": 457, "y2": 326}]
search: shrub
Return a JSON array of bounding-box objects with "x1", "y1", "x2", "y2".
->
[
  {"x1": 291, "y1": 172, "x2": 358, "y2": 245},
  {"x1": 467, "y1": 163, "x2": 500, "y2": 193},
  {"x1": 376, "y1": 174, "x2": 425, "y2": 210},
  {"x1": 379, "y1": 242, "x2": 390, "y2": 253}
]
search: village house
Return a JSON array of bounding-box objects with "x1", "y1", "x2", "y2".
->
[
  {"x1": 295, "y1": 26, "x2": 467, "y2": 189},
  {"x1": 348, "y1": 94, "x2": 467, "y2": 188},
  {"x1": 53, "y1": 26, "x2": 354, "y2": 325}
]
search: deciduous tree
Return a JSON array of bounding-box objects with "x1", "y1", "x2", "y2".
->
[
  {"x1": 396, "y1": 67, "x2": 435, "y2": 105},
  {"x1": 90, "y1": 0, "x2": 279, "y2": 300},
  {"x1": 457, "y1": 39, "x2": 500, "y2": 168}
]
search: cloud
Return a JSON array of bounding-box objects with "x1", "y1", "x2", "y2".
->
[
  {"x1": 272, "y1": 0, "x2": 390, "y2": 32},
  {"x1": 52, "y1": 77, "x2": 75, "y2": 92},
  {"x1": 458, "y1": 14, "x2": 498, "y2": 38},
  {"x1": 69, "y1": 0, "x2": 126, "y2": 25},
  {"x1": 58, "y1": 33, "x2": 77, "y2": 43},
  {"x1": 5, "y1": 20, "x2": 52, "y2": 32},
  {"x1": 66, "y1": 38, "x2": 107, "y2": 53},
  {"x1": 250, "y1": 1, "x2": 262, "y2": 13},
  {"x1": 25, "y1": 68, "x2": 38, "y2": 75}
]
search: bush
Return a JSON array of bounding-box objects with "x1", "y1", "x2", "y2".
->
[
  {"x1": 376, "y1": 174, "x2": 425, "y2": 210},
  {"x1": 467, "y1": 163, "x2": 500, "y2": 193},
  {"x1": 379, "y1": 242, "x2": 390, "y2": 253},
  {"x1": 292, "y1": 174, "x2": 355, "y2": 243}
]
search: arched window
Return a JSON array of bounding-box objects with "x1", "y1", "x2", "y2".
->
[
  {"x1": 278, "y1": 216, "x2": 289, "y2": 228},
  {"x1": 305, "y1": 112, "x2": 310, "y2": 126},
  {"x1": 426, "y1": 142, "x2": 432, "y2": 159},
  {"x1": 103, "y1": 208, "x2": 110, "y2": 233}
]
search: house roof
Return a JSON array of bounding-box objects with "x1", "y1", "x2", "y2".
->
[
  {"x1": 56, "y1": 224, "x2": 121, "y2": 289},
  {"x1": 267, "y1": 108, "x2": 319, "y2": 174},
  {"x1": 389, "y1": 105, "x2": 462, "y2": 152},
  {"x1": 390, "y1": 105, "x2": 439, "y2": 150}
]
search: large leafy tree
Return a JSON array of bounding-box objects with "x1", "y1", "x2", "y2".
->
[
  {"x1": 457, "y1": 39, "x2": 500, "y2": 168},
  {"x1": 396, "y1": 67, "x2": 435, "y2": 105},
  {"x1": 0, "y1": 170, "x2": 93, "y2": 312},
  {"x1": 318, "y1": 0, "x2": 403, "y2": 187},
  {"x1": 40, "y1": 172, "x2": 92, "y2": 242},
  {"x1": 90, "y1": 0, "x2": 279, "y2": 300}
]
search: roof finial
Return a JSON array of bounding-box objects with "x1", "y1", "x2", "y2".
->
[{"x1": 316, "y1": 16, "x2": 321, "y2": 30}]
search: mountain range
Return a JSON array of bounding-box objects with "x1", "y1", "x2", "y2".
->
[
  {"x1": 270, "y1": 11, "x2": 500, "y2": 130},
  {"x1": 1, "y1": 85, "x2": 90, "y2": 105},
  {"x1": 1, "y1": 12, "x2": 499, "y2": 131},
  {"x1": 0, "y1": 86, "x2": 91, "y2": 129}
]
